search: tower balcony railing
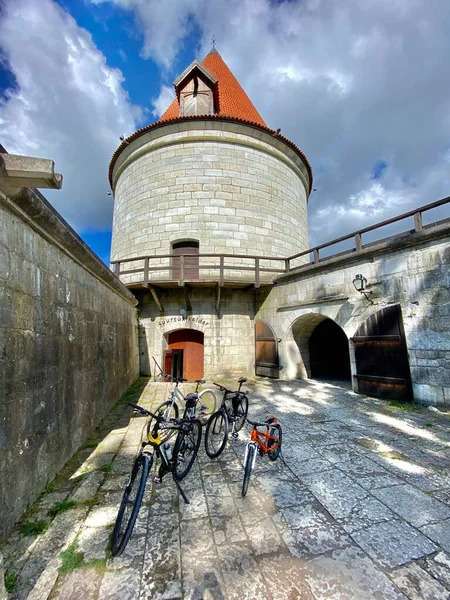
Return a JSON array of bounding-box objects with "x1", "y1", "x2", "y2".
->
[
  {"x1": 110, "y1": 252, "x2": 287, "y2": 288},
  {"x1": 111, "y1": 196, "x2": 450, "y2": 289}
]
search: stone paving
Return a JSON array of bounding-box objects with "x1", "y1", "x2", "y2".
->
[{"x1": 2, "y1": 378, "x2": 450, "y2": 599}]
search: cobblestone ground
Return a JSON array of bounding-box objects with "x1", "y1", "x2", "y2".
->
[{"x1": 2, "y1": 378, "x2": 450, "y2": 600}]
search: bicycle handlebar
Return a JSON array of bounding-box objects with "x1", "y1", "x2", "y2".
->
[
  {"x1": 212, "y1": 382, "x2": 249, "y2": 395},
  {"x1": 128, "y1": 402, "x2": 189, "y2": 425},
  {"x1": 246, "y1": 416, "x2": 278, "y2": 428}
]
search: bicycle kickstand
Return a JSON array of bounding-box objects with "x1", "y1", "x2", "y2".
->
[{"x1": 172, "y1": 476, "x2": 190, "y2": 505}]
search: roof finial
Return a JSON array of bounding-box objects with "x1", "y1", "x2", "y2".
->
[{"x1": 211, "y1": 35, "x2": 217, "y2": 48}]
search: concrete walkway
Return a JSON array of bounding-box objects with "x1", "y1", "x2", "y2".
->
[{"x1": 2, "y1": 378, "x2": 450, "y2": 599}]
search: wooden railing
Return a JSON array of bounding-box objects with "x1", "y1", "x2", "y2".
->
[
  {"x1": 111, "y1": 196, "x2": 450, "y2": 286},
  {"x1": 111, "y1": 253, "x2": 286, "y2": 287},
  {"x1": 285, "y1": 195, "x2": 450, "y2": 272}
]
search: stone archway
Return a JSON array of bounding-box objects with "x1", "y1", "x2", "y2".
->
[
  {"x1": 288, "y1": 313, "x2": 350, "y2": 381},
  {"x1": 310, "y1": 319, "x2": 351, "y2": 380}
]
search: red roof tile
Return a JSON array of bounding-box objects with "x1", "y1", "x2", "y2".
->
[{"x1": 159, "y1": 49, "x2": 267, "y2": 127}]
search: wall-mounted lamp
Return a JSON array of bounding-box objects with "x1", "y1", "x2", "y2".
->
[{"x1": 352, "y1": 274, "x2": 374, "y2": 304}]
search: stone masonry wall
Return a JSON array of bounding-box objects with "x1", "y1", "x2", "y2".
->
[
  {"x1": 136, "y1": 287, "x2": 255, "y2": 380},
  {"x1": 110, "y1": 121, "x2": 310, "y2": 284},
  {"x1": 256, "y1": 225, "x2": 450, "y2": 407},
  {"x1": 0, "y1": 189, "x2": 139, "y2": 543}
]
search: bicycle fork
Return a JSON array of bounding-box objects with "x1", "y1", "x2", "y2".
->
[{"x1": 243, "y1": 442, "x2": 258, "y2": 470}]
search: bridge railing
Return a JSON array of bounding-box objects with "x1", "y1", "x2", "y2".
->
[{"x1": 285, "y1": 195, "x2": 450, "y2": 272}]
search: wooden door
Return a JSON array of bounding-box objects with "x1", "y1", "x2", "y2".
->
[
  {"x1": 167, "y1": 329, "x2": 204, "y2": 380},
  {"x1": 255, "y1": 320, "x2": 279, "y2": 378},
  {"x1": 352, "y1": 304, "x2": 413, "y2": 401},
  {"x1": 172, "y1": 241, "x2": 199, "y2": 280}
]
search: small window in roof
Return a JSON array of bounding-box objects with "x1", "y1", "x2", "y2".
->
[{"x1": 180, "y1": 74, "x2": 214, "y2": 117}]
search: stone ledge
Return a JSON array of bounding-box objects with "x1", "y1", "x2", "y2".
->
[{"x1": 0, "y1": 186, "x2": 137, "y2": 307}]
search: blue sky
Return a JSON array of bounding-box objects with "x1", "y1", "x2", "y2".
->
[{"x1": 1, "y1": 0, "x2": 449, "y2": 264}]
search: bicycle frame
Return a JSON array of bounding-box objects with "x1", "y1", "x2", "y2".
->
[{"x1": 251, "y1": 426, "x2": 281, "y2": 454}]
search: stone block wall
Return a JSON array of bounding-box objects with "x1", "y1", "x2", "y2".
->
[
  {"x1": 137, "y1": 287, "x2": 255, "y2": 380},
  {"x1": 0, "y1": 188, "x2": 139, "y2": 543},
  {"x1": 110, "y1": 121, "x2": 310, "y2": 284},
  {"x1": 256, "y1": 224, "x2": 450, "y2": 407}
]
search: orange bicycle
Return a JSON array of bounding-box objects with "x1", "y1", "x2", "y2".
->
[{"x1": 241, "y1": 415, "x2": 282, "y2": 496}]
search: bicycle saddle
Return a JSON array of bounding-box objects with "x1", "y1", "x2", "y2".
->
[
  {"x1": 238, "y1": 377, "x2": 247, "y2": 384},
  {"x1": 195, "y1": 379, "x2": 206, "y2": 384},
  {"x1": 185, "y1": 393, "x2": 199, "y2": 408},
  {"x1": 265, "y1": 414, "x2": 278, "y2": 425}
]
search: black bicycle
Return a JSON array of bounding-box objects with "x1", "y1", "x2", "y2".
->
[
  {"x1": 204, "y1": 378, "x2": 249, "y2": 459},
  {"x1": 147, "y1": 378, "x2": 216, "y2": 445},
  {"x1": 111, "y1": 401, "x2": 201, "y2": 556}
]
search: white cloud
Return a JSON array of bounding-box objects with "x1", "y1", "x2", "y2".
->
[
  {"x1": 94, "y1": 0, "x2": 450, "y2": 246},
  {"x1": 151, "y1": 85, "x2": 175, "y2": 118},
  {"x1": 0, "y1": 0, "x2": 141, "y2": 232}
]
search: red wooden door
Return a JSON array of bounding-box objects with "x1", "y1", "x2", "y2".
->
[{"x1": 167, "y1": 329, "x2": 204, "y2": 380}]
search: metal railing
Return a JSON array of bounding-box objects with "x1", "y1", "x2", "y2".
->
[{"x1": 111, "y1": 196, "x2": 450, "y2": 286}]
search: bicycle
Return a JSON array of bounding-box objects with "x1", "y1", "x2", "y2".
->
[
  {"x1": 111, "y1": 401, "x2": 201, "y2": 556},
  {"x1": 241, "y1": 415, "x2": 282, "y2": 497},
  {"x1": 149, "y1": 378, "x2": 217, "y2": 442},
  {"x1": 204, "y1": 378, "x2": 249, "y2": 459}
]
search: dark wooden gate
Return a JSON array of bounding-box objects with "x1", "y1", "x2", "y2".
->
[
  {"x1": 255, "y1": 320, "x2": 279, "y2": 378},
  {"x1": 352, "y1": 304, "x2": 412, "y2": 401},
  {"x1": 172, "y1": 241, "x2": 199, "y2": 279}
]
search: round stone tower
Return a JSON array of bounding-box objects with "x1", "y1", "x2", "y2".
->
[{"x1": 109, "y1": 48, "x2": 313, "y2": 380}]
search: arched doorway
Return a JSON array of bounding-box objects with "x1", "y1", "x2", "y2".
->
[
  {"x1": 309, "y1": 319, "x2": 351, "y2": 379},
  {"x1": 290, "y1": 313, "x2": 350, "y2": 381},
  {"x1": 352, "y1": 304, "x2": 412, "y2": 400},
  {"x1": 164, "y1": 329, "x2": 204, "y2": 381}
]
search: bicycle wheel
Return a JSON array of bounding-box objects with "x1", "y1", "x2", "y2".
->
[
  {"x1": 173, "y1": 418, "x2": 202, "y2": 481},
  {"x1": 111, "y1": 453, "x2": 151, "y2": 556},
  {"x1": 146, "y1": 400, "x2": 179, "y2": 443},
  {"x1": 204, "y1": 410, "x2": 228, "y2": 459},
  {"x1": 242, "y1": 444, "x2": 256, "y2": 497},
  {"x1": 233, "y1": 394, "x2": 248, "y2": 432},
  {"x1": 267, "y1": 424, "x2": 282, "y2": 461},
  {"x1": 197, "y1": 389, "x2": 217, "y2": 424}
]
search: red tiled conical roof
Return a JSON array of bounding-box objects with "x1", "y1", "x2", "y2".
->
[{"x1": 159, "y1": 48, "x2": 266, "y2": 127}]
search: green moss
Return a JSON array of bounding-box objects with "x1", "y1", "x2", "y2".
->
[
  {"x1": 59, "y1": 540, "x2": 84, "y2": 575},
  {"x1": 4, "y1": 570, "x2": 17, "y2": 593},
  {"x1": 83, "y1": 440, "x2": 99, "y2": 449},
  {"x1": 101, "y1": 463, "x2": 113, "y2": 474},
  {"x1": 19, "y1": 520, "x2": 49, "y2": 536},
  {"x1": 48, "y1": 501, "x2": 78, "y2": 517},
  {"x1": 43, "y1": 480, "x2": 58, "y2": 495},
  {"x1": 386, "y1": 400, "x2": 426, "y2": 412}
]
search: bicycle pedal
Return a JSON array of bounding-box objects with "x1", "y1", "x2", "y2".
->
[{"x1": 152, "y1": 476, "x2": 161, "y2": 484}]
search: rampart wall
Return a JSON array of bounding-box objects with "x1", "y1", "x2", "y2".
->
[{"x1": 0, "y1": 185, "x2": 139, "y2": 543}]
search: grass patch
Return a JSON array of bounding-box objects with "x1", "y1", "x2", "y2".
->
[
  {"x1": 386, "y1": 400, "x2": 426, "y2": 412},
  {"x1": 83, "y1": 440, "x2": 99, "y2": 449},
  {"x1": 43, "y1": 480, "x2": 58, "y2": 495},
  {"x1": 59, "y1": 540, "x2": 84, "y2": 575},
  {"x1": 101, "y1": 463, "x2": 113, "y2": 474},
  {"x1": 4, "y1": 570, "x2": 17, "y2": 594},
  {"x1": 19, "y1": 520, "x2": 49, "y2": 536},
  {"x1": 48, "y1": 501, "x2": 79, "y2": 517}
]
